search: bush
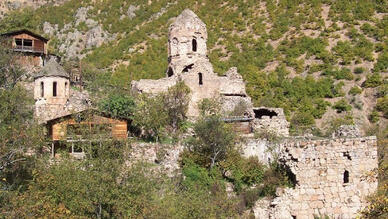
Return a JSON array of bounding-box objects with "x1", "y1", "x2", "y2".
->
[
  {"x1": 354, "y1": 67, "x2": 365, "y2": 74},
  {"x1": 363, "y1": 73, "x2": 383, "y2": 88},
  {"x1": 98, "y1": 93, "x2": 135, "y2": 119},
  {"x1": 333, "y1": 99, "x2": 352, "y2": 113},
  {"x1": 369, "y1": 110, "x2": 380, "y2": 123},
  {"x1": 348, "y1": 86, "x2": 362, "y2": 95},
  {"x1": 220, "y1": 150, "x2": 265, "y2": 192},
  {"x1": 376, "y1": 96, "x2": 388, "y2": 119},
  {"x1": 186, "y1": 115, "x2": 235, "y2": 168}
]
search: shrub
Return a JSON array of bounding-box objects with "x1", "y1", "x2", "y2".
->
[
  {"x1": 376, "y1": 96, "x2": 388, "y2": 119},
  {"x1": 363, "y1": 73, "x2": 383, "y2": 88},
  {"x1": 333, "y1": 99, "x2": 352, "y2": 113},
  {"x1": 369, "y1": 110, "x2": 380, "y2": 123},
  {"x1": 98, "y1": 93, "x2": 135, "y2": 119},
  {"x1": 373, "y1": 51, "x2": 388, "y2": 73},
  {"x1": 220, "y1": 150, "x2": 265, "y2": 192},
  {"x1": 354, "y1": 67, "x2": 365, "y2": 74},
  {"x1": 186, "y1": 115, "x2": 235, "y2": 168},
  {"x1": 348, "y1": 86, "x2": 362, "y2": 95}
]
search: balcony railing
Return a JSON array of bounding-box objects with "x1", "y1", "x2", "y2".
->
[{"x1": 13, "y1": 45, "x2": 44, "y2": 53}]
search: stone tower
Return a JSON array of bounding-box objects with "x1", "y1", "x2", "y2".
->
[
  {"x1": 167, "y1": 9, "x2": 208, "y2": 77},
  {"x1": 34, "y1": 59, "x2": 70, "y2": 122}
]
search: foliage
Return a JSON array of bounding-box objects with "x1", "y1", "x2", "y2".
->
[
  {"x1": 324, "y1": 113, "x2": 354, "y2": 136},
  {"x1": 363, "y1": 73, "x2": 383, "y2": 88},
  {"x1": 186, "y1": 115, "x2": 235, "y2": 168},
  {"x1": 198, "y1": 98, "x2": 222, "y2": 117},
  {"x1": 220, "y1": 150, "x2": 265, "y2": 192},
  {"x1": 376, "y1": 96, "x2": 388, "y2": 118},
  {"x1": 162, "y1": 81, "x2": 191, "y2": 132},
  {"x1": 132, "y1": 93, "x2": 168, "y2": 141},
  {"x1": 4, "y1": 142, "x2": 166, "y2": 218},
  {"x1": 348, "y1": 86, "x2": 362, "y2": 95},
  {"x1": 332, "y1": 99, "x2": 352, "y2": 113},
  {"x1": 98, "y1": 93, "x2": 135, "y2": 119},
  {"x1": 131, "y1": 82, "x2": 190, "y2": 141}
]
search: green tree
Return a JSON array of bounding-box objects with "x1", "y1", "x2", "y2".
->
[
  {"x1": 163, "y1": 81, "x2": 190, "y2": 132},
  {"x1": 98, "y1": 93, "x2": 135, "y2": 119},
  {"x1": 186, "y1": 115, "x2": 235, "y2": 168}
]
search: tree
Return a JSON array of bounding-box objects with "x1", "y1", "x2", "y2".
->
[
  {"x1": 0, "y1": 39, "x2": 44, "y2": 210},
  {"x1": 98, "y1": 93, "x2": 135, "y2": 119},
  {"x1": 132, "y1": 93, "x2": 168, "y2": 141},
  {"x1": 132, "y1": 82, "x2": 190, "y2": 141},
  {"x1": 163, "y1": 81, "x2": 190, "y2": 132},
  {"x1": 186, "y1": 115, "x2": 235, "y2": 168}
]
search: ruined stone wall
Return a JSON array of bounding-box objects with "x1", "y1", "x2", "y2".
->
[
  {"x1": 252, "y1": 107, "x2": 289, "y2": 137},
  {"x1": 254, "y1": 136, "x2": 378, "y2": 219}
]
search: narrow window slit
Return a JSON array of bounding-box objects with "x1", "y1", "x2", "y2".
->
[
  {"x1": 192, "y1": 39, "x2": 197, "y2": 52},
  {"x1": 344, "y1": 170, "x2": 349, "y2": 183},
  {"x1": 53, "y1": 82, "x2": 57, "y2": 97},
  {"x1": 40, "y1": 81, "x2": 44, "y2": 97},
  {"x1": 198, "y1": 73, "x2": 203, "y2": 85}
]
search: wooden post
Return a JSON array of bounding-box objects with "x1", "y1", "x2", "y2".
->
[{"x1": 51, "y1": 142, "x2": 54, "y2": 158}]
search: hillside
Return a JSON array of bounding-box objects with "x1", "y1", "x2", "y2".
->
[{"x1": 1, "y1": 0, "x2": 387, "y2": 135}]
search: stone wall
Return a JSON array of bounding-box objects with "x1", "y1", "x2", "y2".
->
[
  {"x1": 253, "y1": 136, "x2": 378, "y2": 219},
  {"x1": 252, "y1": 107, "x2": 289, "y2": 137},
  {"x1": 127, "y1": 141, "x2": 183, "y2": 176}
]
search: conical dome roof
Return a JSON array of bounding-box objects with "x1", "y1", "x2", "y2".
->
[
  {"x1": 35, "y1": 59, "x2": 69, "y2": 79},
  {"x1": 169, "y1": 9, "x2": 207, "y2": 36}
]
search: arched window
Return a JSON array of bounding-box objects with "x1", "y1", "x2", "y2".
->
[
  {"x1": 167, "y1": 67, "x2": 174, "y2": 77},
  {"x1": 192, "y1": 39, "x2": 197, "y2": 52},
  {"x1": 40, "y1": 81, "x2": 44, "y2": 97},
  {"x1": 53, "y1": 82, "x2": 57, "y2": 97},
  {"x1": 343, "y1": 170, "x2": 349, "y2": 183},
  {"x1": 198, "y1": 73, "x2": 203, "y2": 85}
]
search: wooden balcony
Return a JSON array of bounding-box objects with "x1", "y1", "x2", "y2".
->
[{"x1": 13, "y1": 45, "x2": 44, "y2": 53}]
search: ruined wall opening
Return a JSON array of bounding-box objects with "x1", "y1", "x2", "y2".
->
[
  {"x1": 182, "y1": 64, "x2": 194, "y2": 73},
  {"x1": 198, "y1": 73, "x2": 203, "y2": 85},
  {"x1": 253, "y1": 108, "x2": 278, "y2": 119},
  {"x1": 65, "y1": 82, "x2": 68, "y2": 96},
  {"x1": 40, "y1": 81, "x2": 44, "y2": 97},
  {"x1": 167, "y1": 67, "x2": 174, "y2": 77},
  {"x1": 344, "y1": 170, "x2": 349, "y2": 183},
  {"x1": 192, "y1": 39, "x2": 197, "y2": 52},
  {"x1": 53, "y1": 82, "x2": 57, "y2": 97}
]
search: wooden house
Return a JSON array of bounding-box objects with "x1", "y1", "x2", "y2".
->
[
  {"x1": 46, "y1": 109, "x2": 128, "y2": 158},
  {"x1": 1, "y1": 29, "x2": 49, "y2": 67}
]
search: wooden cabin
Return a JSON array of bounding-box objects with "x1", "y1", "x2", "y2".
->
[
  {"x1": 1, "y1": 29, "x2": 49, "y2": 67},
  {"x1": 46, "y1": 110, "x2": 128, "y2": 158}
]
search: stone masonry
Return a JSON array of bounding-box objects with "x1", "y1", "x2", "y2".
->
[
  {"x1": 34, "y1": 59, "x2": 90, "y2": 123},
  {"x1": 131, "y1": 9, "x2": 253, "y2": 118},
  {"x1": 252, "y1": 107, "x2": 289, "y2": 136},
  {"x1": 253, "y1": 136, "x2": 378, "y2": 219}
]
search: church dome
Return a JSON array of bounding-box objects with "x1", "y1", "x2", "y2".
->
[
  {"x1": 169, "y1": 9, "x2": 207, "y2": 39},
  {"x1": 35, "y1": 59, "x2": 69, "y2": 79}
]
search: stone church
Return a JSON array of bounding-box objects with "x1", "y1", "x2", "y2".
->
[{"x1": 131, "y1": 9, "x2": 289, "y2": 135}]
